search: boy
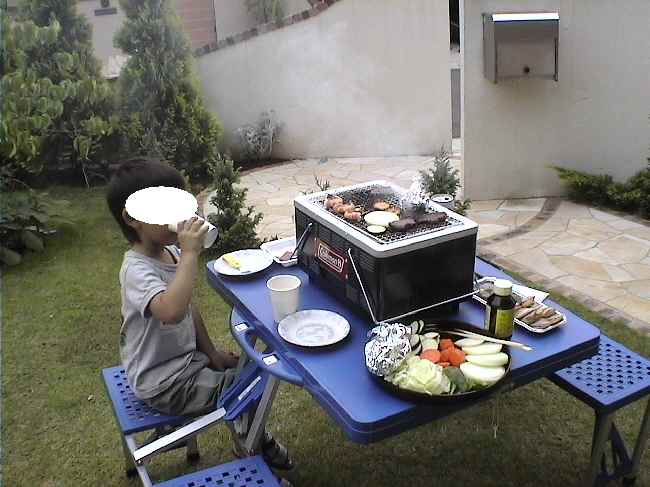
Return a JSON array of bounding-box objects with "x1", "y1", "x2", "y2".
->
[{"x1": 106, "y1": 158, "x2": 292, "y2": 469}]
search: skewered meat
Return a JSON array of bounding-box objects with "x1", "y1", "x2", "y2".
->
[
  {"x1": 373, "y1": 201, "x2": 390, "y2": 211},
  {"x1": 414, "y1": 212, "x2": 447, "y2": 225},
  {"x1": 530, "y1": 313, "x2": 564, "y2": 329},
  {"x1": 344, "y1": 211, "x2": 362, "y2": 222},
  {"x1": 389, "y1": 218, "x2": 417, "y2": 232},
  {"x1": 336, "y1": 203, "x2": 355, "y2": 215},
  {"x1": 325, "y1": 196, "x2": 343, "y2": 209}
]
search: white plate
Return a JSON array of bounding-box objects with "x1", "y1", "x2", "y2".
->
[
  {"x1": 278, "y1": 310, "x2": 350, "y2": 347},
  {"x1": 364, "y1": 211, "x2": 399, "y2": 227},
  {"x1": 214, "y1": 249, "x2": 274, "y2": 276},
  {"x1": 260, "y1": 237, "x2": 297, "y2": 267}
]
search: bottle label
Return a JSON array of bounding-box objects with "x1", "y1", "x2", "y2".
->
[{"x1": 494, "y1": 308, "x2": 514, "y2": 338}]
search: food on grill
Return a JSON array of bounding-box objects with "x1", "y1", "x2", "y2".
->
[
  {"x1": 343, "y1": 210, "x2": 362, "y2": 222},
  {"x1": 336, "y1": 203, "x2": 355, "y2": 215},
  {"x1": 373, "y1": 200, "x2": 390, "y2": 211},
  {"x1": 364, "y1": 211, "x2": 400, "y2": 227},
  {"x1": 325, "y1": 196, "x2": 343, "y2": 209},
  {"x1": 389, "y1": 218, "x2": 417, "y2": 232},
  {"x1": 415, "y1": 211, "x2": 447, "y2": 225},
  {"x1": 366, "y1": 225, "x2": 387, "y2": 234}
]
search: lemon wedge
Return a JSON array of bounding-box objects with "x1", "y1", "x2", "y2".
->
[{"x1": 222, "y1": 253, "x2": 241, "y2": 270}]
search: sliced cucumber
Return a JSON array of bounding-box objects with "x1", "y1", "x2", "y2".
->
[
  {"x1": 460, "y1": 362, "x2": 506, "y2": 385},
  {"x1": 454, "y1": 337, "x2": 484, "y2": 348},
  {"x1": 466, "y1": 352, "x2": 509, "y2": 367},
  {"x1": 462, "y1": 343, "x2": 502, "y2": 355}
]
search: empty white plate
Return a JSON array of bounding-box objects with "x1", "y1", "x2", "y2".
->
[
  {"x1": 214, "y1": 249, "x2": 274, "y2": 276},
  {"x1": 278, "y1": 310, "x2": 350, "y2": 347}
]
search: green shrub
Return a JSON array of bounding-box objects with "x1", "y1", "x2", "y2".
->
[
  {"x1": 419, "y1": 147, "x2": 461, "y2": 198},
  {"x1": 553, "y1": 163, "x2": 650, "y2": 218},
  {"x1": 206, "y1": 157, "x2": 263, "y2": 256},
  {"x1": 236, "y1": 110, "x2": 282, "y2": 165},
  {"x1": 15, "y1": 0, "x2": 116, "y2": 182},
  {"x1": 115, "y1": 0, "x2": 222, "y2": 183},
  {"x1": 552, "y1": 167, "x2": 613, "y2": 205},
  {"x1": 0, "y1": 175, "x2": 71, "y2": 266}
]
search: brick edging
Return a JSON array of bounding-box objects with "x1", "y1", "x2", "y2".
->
[{"x1": 194, "y1": 0, "x2": 343, "y2": 57}]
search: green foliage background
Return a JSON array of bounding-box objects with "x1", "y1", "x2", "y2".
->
[{"x1": 115, "y1": 0, "x2": 222, "y2": 182}]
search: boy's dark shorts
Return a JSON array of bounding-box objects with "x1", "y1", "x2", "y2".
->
[{"x1": 146, "y1": 352, "x2": 236, "y2": 417}]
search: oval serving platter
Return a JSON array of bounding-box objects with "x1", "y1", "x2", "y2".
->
[{"x1": 368, "y1": 320, "x2": 512, "y2": 403}]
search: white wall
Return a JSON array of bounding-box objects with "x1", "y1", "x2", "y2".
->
[
  {"x1": 214, "y1": 0, "x2": 310, "y2": 40},
  {"x1": 199, "y1": 0, "x2": 452, "y2": 159},
  {"x1": 462, "y1": 0, "x2": 650, "y2": 200},
  {"x1": 77, "y1": 0, "x2": 126, "y2": 65}
]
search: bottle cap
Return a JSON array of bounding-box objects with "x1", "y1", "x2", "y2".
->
[{"x1": 493, "y1": 279, "x2": 513, "y2": 297}]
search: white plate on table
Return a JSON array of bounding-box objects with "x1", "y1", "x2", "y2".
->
[
  {"x1": 260, "y1": 237, "x2": 297, "y2": 267},
  {"x1": 214, "y1": 249, "x2": 273, "y2": 276},
  {"x1": 278, "y1": 310, "x2": 350, "y2": 347}
]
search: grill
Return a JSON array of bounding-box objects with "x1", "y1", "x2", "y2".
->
[
  {"x1": 306, "y1": 183, "x2": 462, "y2": 244},
  {"x1": 293, "y1": 181, "x2": 479, "y2": 323}
]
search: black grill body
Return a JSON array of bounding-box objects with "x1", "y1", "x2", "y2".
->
[{"x1": 293, "y1": 181, "x2": 479, "y2": 322}]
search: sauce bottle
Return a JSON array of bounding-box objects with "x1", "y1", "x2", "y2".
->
[{"x1": 485, "y1": 279, "x2": 515, "y2": 339}]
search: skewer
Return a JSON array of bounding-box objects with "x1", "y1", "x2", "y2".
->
[{"x1": 424, "y1": 325, "x2": 534, "y2": 352}]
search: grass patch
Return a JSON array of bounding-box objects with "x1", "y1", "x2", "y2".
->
[{"x1": 3, "y1": 186, "x2": 650, "y2": 486}]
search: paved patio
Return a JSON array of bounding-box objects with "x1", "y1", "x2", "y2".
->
[{"x1": 203, "y1": 153, "x2": 650, "y2": 332}]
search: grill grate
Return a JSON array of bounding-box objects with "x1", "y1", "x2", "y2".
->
[{"x1": 307, "y1": 184, "x2": 461, "y2": 244}]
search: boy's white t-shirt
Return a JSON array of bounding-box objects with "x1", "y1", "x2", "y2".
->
[{"x1": 119, "y1": 245, "x2": 197, "y2": 399}]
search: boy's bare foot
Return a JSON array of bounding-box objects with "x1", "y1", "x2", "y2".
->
[{"x1": 209, "y1": 350, "x2": 239, "y2": 370}]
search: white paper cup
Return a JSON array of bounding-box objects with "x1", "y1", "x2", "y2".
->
[
  {"x1": 168, "y1": 215, "x2": 219, "y2": 248},
  {"x1": 267, "y1": 275, "x2": 301, "y2": 323}
]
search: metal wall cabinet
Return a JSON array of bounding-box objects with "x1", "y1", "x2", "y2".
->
[{"x1": 483, "y1": 12, "x2": 559, "y2": 83}]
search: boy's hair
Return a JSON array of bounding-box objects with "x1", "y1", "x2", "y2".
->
[{"x1": 106, "y1": 158, "x2": 186, "y2": 243}]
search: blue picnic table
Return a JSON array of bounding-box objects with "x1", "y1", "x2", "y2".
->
[{"x1": 206, "y1": 257, "x2": 600, "y2": 444}]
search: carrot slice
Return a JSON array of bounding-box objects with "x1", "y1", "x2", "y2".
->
[
  {"x1": 449, "y1": 348, "x2": 466, "y2": 367},
  {"x1": 421, "y1": 349, "x2": 441, "y2": 363},
  {"x1": 439, "y1": 348, "x2": 452, "y2": 362},
  {"x1": 440, "y1": 338, "x2": 454, "y2": 350}
]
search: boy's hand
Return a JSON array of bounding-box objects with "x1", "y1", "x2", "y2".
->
[
  {"x1": 209, "y1": 351, "x2": 240, "y2": 371},
  {"x1": 177, "y1": 217, "x2": 208, "y2": 255}
]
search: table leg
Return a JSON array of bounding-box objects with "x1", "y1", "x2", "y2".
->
[
  {"x1": 245, "y1": 375, "x2": 280, "y2": 454},
  {"x1": 585, "y1": 412, "x2": 614, "y2": 487},
  {"x1": 625, "y1": 398, "x2": 650, "y2": 483}
]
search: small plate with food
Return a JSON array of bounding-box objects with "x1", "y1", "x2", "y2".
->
[
  {"x1": 214, "y1": 249, "x2": 274, "y2": 276},
  {"x1": 366, "y1": 320, "x2": 511, "y2": 403},
  {"x1": 474, "y1": 277, "x2": 566, "y2": 333},
  {"x1": 260, "y1": 237, "x2": 298, "y2": 267}
]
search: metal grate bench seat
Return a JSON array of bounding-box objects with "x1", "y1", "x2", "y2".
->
[
  {"x1": 550, "y1": 335, "x2": 650, "y2": 486},
  {"x1": 102, "y1": 361, "x2": 278, "y2": 487},
  {"x1": 155, "y1": 455, "x2": 280, "y2": 487}
]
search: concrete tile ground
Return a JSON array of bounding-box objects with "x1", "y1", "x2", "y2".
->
[{"x1": 203, "y1": 148, "x2": 650, "y2": 332}]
